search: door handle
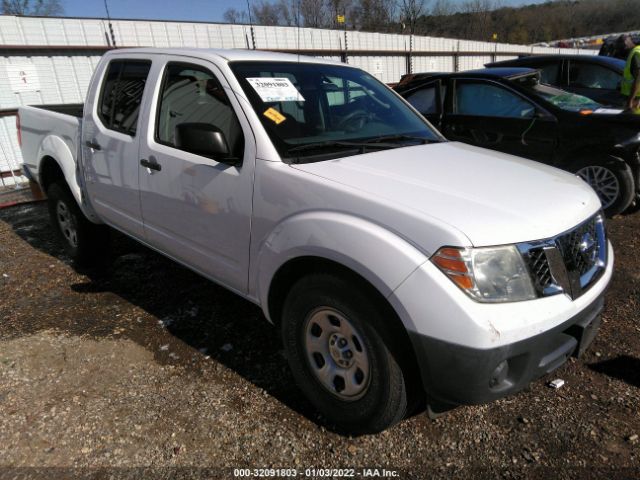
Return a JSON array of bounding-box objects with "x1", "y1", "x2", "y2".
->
[
  {"x1": 140, "y1": 158, "x2": 162, "y2": 172},
  {"x1": 85, "y1": 140, "x2": 102, "y2": 151}
]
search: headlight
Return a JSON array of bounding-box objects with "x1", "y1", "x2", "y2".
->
[{"x1": 431, "y1": 245, "x2": 536, "y2": 303}]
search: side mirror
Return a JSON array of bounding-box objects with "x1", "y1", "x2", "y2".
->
[{"x1": 174, "y1": 123, "x2": 240, "y2": 166}]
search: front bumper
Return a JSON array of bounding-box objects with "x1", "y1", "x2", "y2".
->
[{"x1": 408, "y1": 290, "x2": 604, "y2": 406}]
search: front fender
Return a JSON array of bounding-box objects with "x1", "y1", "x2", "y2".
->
[{"x1": 253, "y1": 211, "x2": 428, "y2": 330}]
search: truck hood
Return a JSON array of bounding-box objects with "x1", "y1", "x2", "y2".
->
[{"x1": 291, "y1": 142, "x2": 601, "y2": 247}]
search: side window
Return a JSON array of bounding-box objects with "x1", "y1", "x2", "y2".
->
[
  {"x1": 537, "y1": 63, "x2": 560, "y2": 85},
  {"x1": 98, "y1": 60, "x2": 151, "y2": 136},
  {"x1": 406, "y1": 86, "x2": 438, "y2": 115},
  {"x1": 569, "y1": 62, "x2": 620, "y2": 89},
  {"x1": 156, "y1": 62, "x2": 244, "y2": 159},
  {"x1": 455, "y1": 82, "x2": 535, "y2": 118},
  {"x1": 324, "y1": 76, "x2": 368, "y2": 107}
]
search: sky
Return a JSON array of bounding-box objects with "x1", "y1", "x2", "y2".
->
[{"x1": 60, "y1": 0, "x2": 548, "y2": 23}]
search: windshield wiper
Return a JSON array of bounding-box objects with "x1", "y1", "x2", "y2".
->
[
  {"x1": 285, "y1": 136, "x2": 437, "y2": 164},
  {"x1": 363, "y1": 134, "x2": 438, "y2": 145},
  {"x1": 287, "y1": 141, "x2": 371, "y2": 154}
]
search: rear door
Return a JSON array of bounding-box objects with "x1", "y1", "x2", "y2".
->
[
  {"x1": 137, "y1": 57, "x2": 255, "y2": 293},
  {"x1": 82, "y1": 57, "x2": 152, "y2": 238},
  {"x1": 442, "y1": 79, "x2": 557, "y2": 162},
  {"x1": 566, "y1": 60, "x2": 624, "y2": 106}
]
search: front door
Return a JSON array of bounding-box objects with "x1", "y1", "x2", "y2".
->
[
  {"x1": 82, "y1": 58, "x2": 152, "y2": 238},
  {"x1": 137, "y1": 59, "x2": 255, "y2": 294},
  {"x1": 442, "y1": 79, "x2": 557, "y2": 163},
  {"x1": 402, "y1": 80, "x2": 445, "y2": 129}
]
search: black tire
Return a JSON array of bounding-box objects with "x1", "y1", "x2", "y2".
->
[
  {"x1": 281, "y1": 273, "x2": 408, "y2": 434},
  {"x1": 571, "y1": 156, "x2": 635, "y2": 217},
  {"x1": 47, "y1": 182, "x2": 110, "y2": 265}
]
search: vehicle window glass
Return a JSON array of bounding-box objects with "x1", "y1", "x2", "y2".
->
[
  {"x1": 538, "y1": 63, "x2": 559, "y2": 84},
  {"x1": 526, "y1": 83, "x2": 601, "y2": 112},
  {"x1": 455, "y1": 82, "x2": 535, "y2": 118},
  {"x1": 569, "y1": 63, "x2": 620, "y2": 89},
  {"x1": 156, "y1": 62, "x2": 244, "y2": 159},
  {"x1": 230, "y1": 61, "x2": 441, "y2": 160},
  {"x1": 406, "y1": 86, "x2": 437, "y2": 114},
  {"x1": 98, "y1": 60, "x2": 151, "y2": 136}
]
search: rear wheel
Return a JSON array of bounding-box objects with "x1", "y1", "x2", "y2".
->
[
  {"x1": 572, "y1": 156, "x2": 635, "y2": 217},
  {"x1": 47, "y1": 182, "x2": 109, "y2": 265},
  {"x1": 281, "y1": 273, "x2": 409, "y2": 434}
]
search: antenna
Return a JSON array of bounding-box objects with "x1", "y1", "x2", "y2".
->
[
  {"x1": 246, "y1": 0, "x2": 256, "y2": 49},
  {"x1": 297, "y1": 0, "x2": 301, "y2": 62},
  {"x1": 103, "y1": 0, "x2": 116, "y2": 48}
]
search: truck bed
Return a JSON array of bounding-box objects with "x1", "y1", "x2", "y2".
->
[
  {"x1": 31, "y1": 103, "x2": 84, "y2": 118},
  {"x1": 18, "y1": 104, "x2": 83, "y2": 196}
]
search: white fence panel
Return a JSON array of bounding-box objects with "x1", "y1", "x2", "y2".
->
[
  {"x1": 0, "y1": 116, "x2": 22, "y2": 174},
  {"x1": 412, "y1": 55, "x2": 455, "y2": 73}
]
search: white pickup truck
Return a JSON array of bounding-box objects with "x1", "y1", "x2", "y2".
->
[{"x1": 18, "y1": 48, "x2": 613, "y2": 434}]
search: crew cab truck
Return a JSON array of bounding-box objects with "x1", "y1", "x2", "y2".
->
[{"x1": 18, "y1": 48, "x2": 613, "y2": 434}]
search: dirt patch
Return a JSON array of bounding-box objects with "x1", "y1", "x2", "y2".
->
[{"x1": 0, "y1": 203, "x2": 639, "y2": 478}]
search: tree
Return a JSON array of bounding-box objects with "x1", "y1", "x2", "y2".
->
[
  {"x1": 399, "y1": 0, "x2": 427, "y2": 34},
  {"x1": 223, "y1": 7, "x2": 249, "y2": 24},
  {"x1": 1, "y1": 0, "x2": 64, "y2": 15},
  {"x1": 354, "y1": 0, "x2": 395, "y2": 31},
  {"x1": 251, "y1": 0, "x2": 282, "y2": 25},
  {"x1": 300, "y1": 0, "x2": 329, "y2": 28}
]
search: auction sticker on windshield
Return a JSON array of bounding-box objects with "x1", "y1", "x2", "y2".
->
[{"x1": 247, "y1": 77, "x2": 305, "y2": 102}]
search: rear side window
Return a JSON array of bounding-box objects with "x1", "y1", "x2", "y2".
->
[
  {"x1": 537, "y1": 63, "x2": 560, "y2": 85},
  {"x1": 568, "y1": 62, "x2": 620, "y2": 89},
  {"x1": 98, "y1": 60, "x2": 151, "y2": 136},
  {"x1": 455, "y1": 82, "x2": 535, "y2": 118}
]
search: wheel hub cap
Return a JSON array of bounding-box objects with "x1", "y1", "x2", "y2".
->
[
  {"x1": 304, "y1": 308, "x2": 370, "y2": 401},
  {"x1": 577, "y1": 165, "x2": 620, "y2": 210},
  {"x1": 56, "y1": 200, "x2": 78, "y2": 248}
]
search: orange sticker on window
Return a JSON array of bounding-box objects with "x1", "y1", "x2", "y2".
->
[{"x1": 263, "y1": 107, "x2": 286, "y2": 125}]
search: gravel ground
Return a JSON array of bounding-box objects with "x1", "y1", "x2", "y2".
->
[{"x1": 0, "y1": 202, "x2": 639, "y2": 479}]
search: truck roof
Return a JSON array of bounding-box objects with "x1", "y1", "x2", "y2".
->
[{"x1": 104, "y1": 47, "x2": 346, "y2": 66}]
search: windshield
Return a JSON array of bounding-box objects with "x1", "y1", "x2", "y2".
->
[
  {"x1": 230, "y1": 61, "x2": 442, "y2": 161},
  {"x1": 525, "y1": 83, "x2": 602, "y2": 112}
]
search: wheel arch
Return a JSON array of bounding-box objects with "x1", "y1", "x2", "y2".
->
[{"x1": 268, "y1": 255, "x2": 426, "y2": 402}]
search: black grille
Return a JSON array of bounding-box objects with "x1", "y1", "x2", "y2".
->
[
  {"x1": 556, "y1": 216, "x2": 600, "y2": 277},
  {"x1": 527, "y1": 248, "x2": 553, "y2": 293},
  {"x1": 525, "y1": 214, "x2": 604, "y2": 297}
]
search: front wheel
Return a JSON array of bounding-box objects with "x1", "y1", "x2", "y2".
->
[
  {"x1": 47, "y1": 182, "x2": 110, "y2": 265},
  {"x1": 281, "y1": 273, "x2": 409, "y2": 434},
  {"x1": 573, "y1": 156, "x2": 635, "y2": 217}
]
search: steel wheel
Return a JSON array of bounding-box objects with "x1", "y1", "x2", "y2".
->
[
  {"x1": 56, "y1": 200, "x2": 78, "y2": 248},
  {"x1": 303, "y1": 307, "x2": 371, "y2": 401},
  {"x1": 577, "y1": 165, "x2": 620, "y2": 210}
]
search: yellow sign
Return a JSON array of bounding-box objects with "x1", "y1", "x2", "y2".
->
[
  {"x1": 492, "y1": 33, "x2": 498, "y2": 41},
  {"x1": 337, "y1": 15, "x2": 345, "y2": 24},
  {"x1": 263, "y1": 107, "x2": 286, "y2": 125}
]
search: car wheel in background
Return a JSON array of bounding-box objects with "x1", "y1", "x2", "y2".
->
[{"x1": 572, "y1": 156, "x2": 635, "y2": 217}]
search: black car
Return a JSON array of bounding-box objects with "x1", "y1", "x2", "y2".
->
[
  {"x1": 395, "y1": 67, "x2": 640, "y2": 216},
  {"x1": 485, "y1": 55, "x2": 626, "y2": 107}
]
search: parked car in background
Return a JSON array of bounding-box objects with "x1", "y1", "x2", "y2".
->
[
  {"x1": 395, "y1": 67, "x2": 640, "y2": 216},
  {"x1": 599, "y1": 34, "x2": 640, "y2": 60},
  {"x1": 485, "y1": 55, "x2": 626, "y2": 107},
  {"x1": 17, "y1": 49, "x2": 613, "y2": 433}
]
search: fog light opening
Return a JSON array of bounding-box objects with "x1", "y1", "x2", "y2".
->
[{"x1": 489, "y1": 360, "x2": 509, "y2": 389}]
